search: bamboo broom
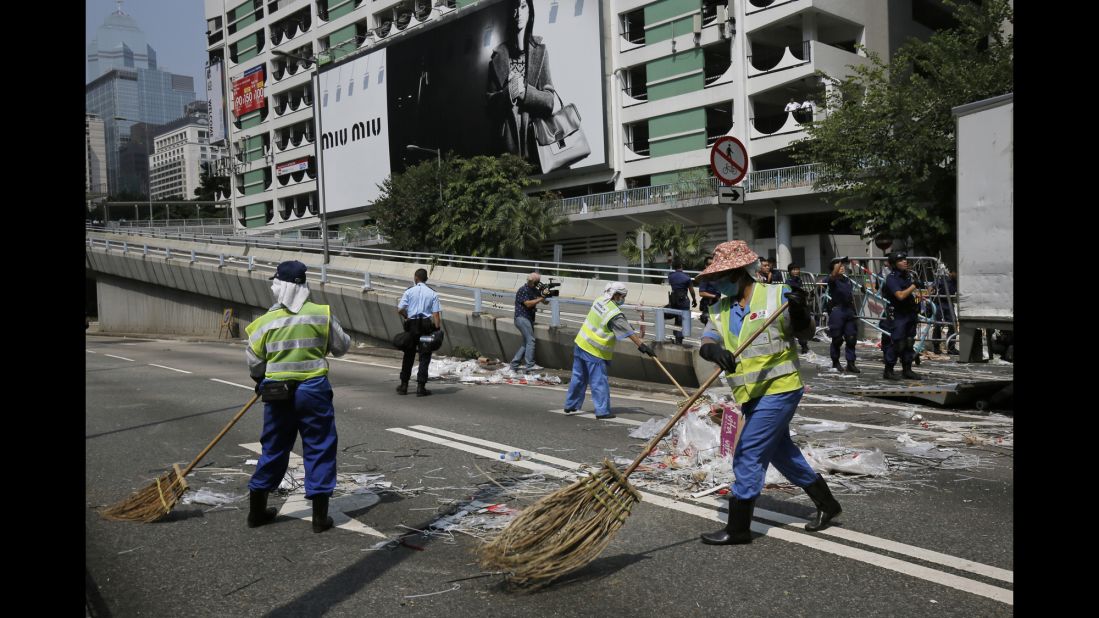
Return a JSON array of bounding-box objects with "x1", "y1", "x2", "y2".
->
[{"x1": 479, "y1": 303, "x2": 792, "y2": 588}]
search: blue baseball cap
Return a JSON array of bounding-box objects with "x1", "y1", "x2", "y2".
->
[{"x1": 271, "y1": 260, "x2": 307, "y2": 283}]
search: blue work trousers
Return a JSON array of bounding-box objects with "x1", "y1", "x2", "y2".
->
[
  {"x1": 828, "y1": 306, "x2": 858, "y2": 363},
  {"x1": 732, "y1": 388, "x2": 818, "y2": 500},
  {"x1": 248, "y1": 376, "x2": 338, "y2": 499},
  {"x1": 511, "y1": 316, "x2": 537, "y2": 370},
  {"x1": 883, "y1": 313, "x2": 918, "y2": 368},
  {"x1": 564, "y1": 345, "x2": 612, "y2": 416}
]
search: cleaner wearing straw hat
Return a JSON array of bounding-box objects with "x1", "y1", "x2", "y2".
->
[
  {"x1": 245, "y1": 260, "x2": 352, "y2": 533},
  {"x1": 695, "y1": 241, "x2": 843, "y2": 545},
  {"x1": 564, "y1": 281, "x2": 656, "y2": 419}
]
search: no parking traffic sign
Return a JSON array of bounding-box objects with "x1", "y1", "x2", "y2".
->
[{"x1": 710, "y1": 136, "x2": 748, "y2": 186}]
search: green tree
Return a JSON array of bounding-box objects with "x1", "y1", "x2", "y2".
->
[
  {"x1": 371, "y1": 158, "x2": 452, "y2": 252},
  {"x1": 434, "y1": 154, "x2": 563, "y2": 258},
  {"x1": 792, "y1": 0, "x2": 1012, "y2": 254},
  {"x1": 619, "y1": 221, "x2": 710, "y2": 270}
]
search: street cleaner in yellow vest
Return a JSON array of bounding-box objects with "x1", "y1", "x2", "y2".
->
[
  {"x1": 694, "y1": 241, "x2": 843, "y2": 545},
  {"x1": 244, "y1": 260, "x2": 351, "y2": 533},
  {"x1": 565, "y1": 282, "x2": 656, "y2": 419}
]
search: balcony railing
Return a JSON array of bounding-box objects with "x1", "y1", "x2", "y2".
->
[{"x1": 551, "y1": 163, "x2": 821, "y2": 215}]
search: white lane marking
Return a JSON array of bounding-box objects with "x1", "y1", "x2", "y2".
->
[
  {"x1": 550, "y1": 409, "x2": 643, "y2": 426},
  {"x1": 386, "y1": 428, "x2": 574, "y2": 479},
  {"x1": 518, "y1": 382, "x2": 680, "y2": 405},
  {"x1": 639, "y1": 491, "x2": 1012, "y2": 605},
  {"x1": 238, "y1": 443, "x2": 384, "y2": 538},
  {"x1": 391, "y1": 425, "x2": 1013, "y2": 605},
  {"x1": 804, "y1": 393, "x2": 1002, "y2": 421},
  {"x1": 103, "y1": 354, "x2": 135, "y2": 362},
  {"x1": 331, "y1": 357, "x2": 402, "y2": 370},
  {"x1": 148, "y1": 363, "x2": 192, "y2": 374},
  {"x1": 210, "y1": 378, "x2": 254, "y2": 390},
  {"x1": 694, "y1": 496, "x2": 1012, "y2": 584},
  {"x1": 86, "y1": 350, "x2": 96, "y2": 354},
  {"x1": 796, "y1": 416, "x2": 956, "y2": 439},
  {"x1": 407, "y1": 425, "x2": 591, "y2": 469}
]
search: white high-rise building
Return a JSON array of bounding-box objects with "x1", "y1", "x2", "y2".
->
[
  {"x1": 204, "y1": 0, "x2": 952, "y2": 268},
  {"x1": 150, "y1": 109, "x2": 226, "y2": 201}
]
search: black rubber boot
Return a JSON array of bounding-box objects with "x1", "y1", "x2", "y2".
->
[
  {"x1": 416, "y1": 382, "x2": 432, "y2": 397},
  {"x1": 845, "y1": 361, "x2": 861, "y2": 374},
  {"x1": 901, "y1": 363, "x2": 922, "y2": 380},
  {"x1": 883, "y1": 367, "x2": 899, "y2": 380},
  {"x1": 396, "y1": 381, "x2": 409, "y2": 395},
  {"x1": 700, "y1": 496, "x2": 755, "y2": 545},
  {"x1": 247, "y1": 490, "x2": 277, "y2": 528},
  {"x1": 312, "y1": 494, "x2": 335, "y2": 533},
  {"x1": 803, "y1": 474, "x2": 842, "y2": 532},
  {"x1": 831, "y1": 360, "x2": 842, "y2": 371},
  {"x1": 800, "y1": 343, "x2": 810, "y2": 354}
]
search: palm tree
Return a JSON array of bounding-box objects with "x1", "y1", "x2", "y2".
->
[{"x1": 619, "y1": 221, "x2": 709, "y2": 270}]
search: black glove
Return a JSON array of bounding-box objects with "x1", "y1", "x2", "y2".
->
[
  {"x1": 637, "y1": 343, "x2": 656, "y2": 358},
  {"x1": 699, "y1": 342, "x2": 737, "y2": 373},
  {"x1": 783, "y1": 286, "x2": 809, "y2": 309},
  {"x1": 252, "y1": 376, "x2": 263, "y2": 394},
  {"x1": 691, "y1": 299, "x2": 697, "y2": 309}
]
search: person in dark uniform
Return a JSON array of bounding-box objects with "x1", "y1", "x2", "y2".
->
[
  {"x1": 881, "y1": 252, "x2": 923, "y2": 380},
  {"x1": 696, "y1": 256, "x2": 720, "y2": 326},
  {"x1": 825, "y1": 257, "x2": 860, "y2": 373},
  {"x1": 787, "y1": 263, "x2": 810, "y2": 354},
  {"x1": 931, "y1": 270, "x2": 959, "y2": 355},
  {"x1": 667, "y1": 259, "x2": 697, "y2": 345}
]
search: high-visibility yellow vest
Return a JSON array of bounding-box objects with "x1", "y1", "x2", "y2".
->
[
  {"x1": 245, "y1": 302, "x2": 331, "y2": 381},
  {"x1": 574, "y1": 297, "x2": 623, "y2": 360},
  {"x1": 709, "y1": 283, "x2": 802, "y2": 404}
]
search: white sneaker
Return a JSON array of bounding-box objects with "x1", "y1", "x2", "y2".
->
[{"x1": 526, "y1": 364, "x2": 544, "y2": 371}]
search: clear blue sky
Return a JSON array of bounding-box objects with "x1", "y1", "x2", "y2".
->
[{"x1": 86, "y1": 0, "x2": 206, "y2": 90}]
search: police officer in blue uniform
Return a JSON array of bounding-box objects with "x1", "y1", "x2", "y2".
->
[
  {"x1": 826, "y1": 257, "x2": 860, "y2": 373},
  {"x1": 786, "y1": 263, "x2": 810, "y2": 354},
  {"x1": 696, "y1": 256, "x2": 721, "y2": 326},
  {"x1": 667, "y1": 259, "x2": 697, "y2": 344},
  {"x1": 881, "y1": 252, "x2": 923, "y2": 380}
]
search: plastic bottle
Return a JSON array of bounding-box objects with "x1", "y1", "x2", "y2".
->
[{"x1": 499, "y1": 450, "x2": 522, "y2": 462}]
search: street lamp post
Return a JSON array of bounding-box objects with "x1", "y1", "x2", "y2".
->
[
  {"x1": 273, "y1": 50, "x2": 329, "y2": 264},
  {"x1": 405, "y1": 144, "x2": 443, "y2": 207}
]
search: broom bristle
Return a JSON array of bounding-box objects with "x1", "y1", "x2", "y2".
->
[
  {"x1": 478, "y1": 459, "x2": 641, "y2": 589},
  {"x1": 100, "y1": 466, "x2": 189, "y2": 523}
]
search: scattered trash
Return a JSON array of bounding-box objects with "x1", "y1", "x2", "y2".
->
[
  {"x1": 182, "y1": 488, "x2": 244, "y2": 506},
  {"x1": 499, "y1": 451, "x2": 523, "y2": 462},
  {"x1": 804, "y1": 446, "x2": 890, "y2": 476},
  {"x1": 403, "y1": 583, "x2": 461, "y2": 599},
  {"x1": 244, "y1": 459, "x2": 258, "y2": 465},
  {"x1": 800, "y1": 421, "x2": 850, "y2": 433},
  {"x1": 896, "y1": 434, "x2": 957, "y2": 460},
  {"x1": 428, "y1": 356, "x2": 563, "y2": 386},
  {"x1": 628, "y1": 418, "x2": 665, "y2": 440}
]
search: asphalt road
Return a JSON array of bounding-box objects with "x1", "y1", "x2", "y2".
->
[{"x1": 86, "y1": 335, "x2": 1013, "y2": 616}]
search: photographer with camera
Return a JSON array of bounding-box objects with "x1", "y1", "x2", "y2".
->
[{"x1": 511, "y1": 272, "x2": 554, "y2": 373}]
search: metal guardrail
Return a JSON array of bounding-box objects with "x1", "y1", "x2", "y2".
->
[
  {"x1": 86, "y1": 226, "x2": 688, "y2": 285},
  {"x1": 552, "y1": 163, "x2": 821, "y2": 216},
  {"x1": 85, "y1": 235, "x2": 696, "y2": 342}
]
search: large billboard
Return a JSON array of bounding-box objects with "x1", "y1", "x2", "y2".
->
[{"x1": 317, "y1": 0, "x2": 606, "y2": 214}]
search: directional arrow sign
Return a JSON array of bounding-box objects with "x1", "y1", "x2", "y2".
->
[{"x1": 718, "y1": 185, "x2": 744, "y2": 205}]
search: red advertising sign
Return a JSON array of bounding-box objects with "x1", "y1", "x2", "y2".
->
[
  {"x1": 232, "y1": 65, "x2": 266, "y2": 117},
  {"x1": 276, "y1": 157, "x2": 311, "y2": 177}
]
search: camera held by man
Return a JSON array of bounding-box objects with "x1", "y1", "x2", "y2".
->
[{"x1": 533, "y1": 279, "x2": 561, "y2": 298}]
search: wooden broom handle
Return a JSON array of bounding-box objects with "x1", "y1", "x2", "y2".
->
[
  {"x1": 624, "y1": 302, "x2": 791, "y2": 478},
  {"x1": 650, "y1": 356, "x2": 690, "y2": 400},
  {"x1": 180, "y1": 393, "x2": 261, "y2": 478}
]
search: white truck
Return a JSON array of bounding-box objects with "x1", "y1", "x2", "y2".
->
[{"x1": 952, "y1": 93, "x2": 1013, "y2": 362}]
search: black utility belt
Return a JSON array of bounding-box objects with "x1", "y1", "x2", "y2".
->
[{"x1": 259, "y1": 380, "x2": 299, "y2": 402}]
